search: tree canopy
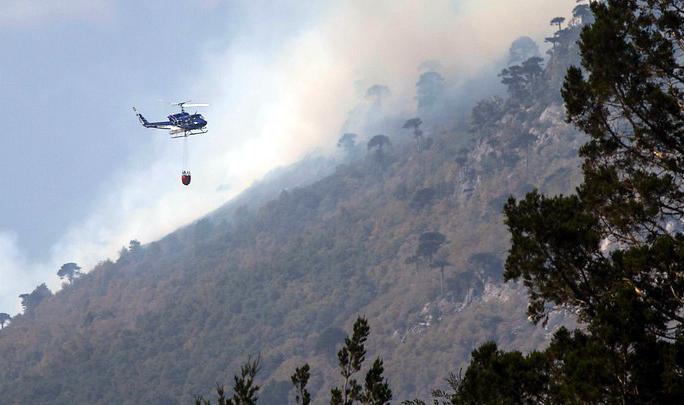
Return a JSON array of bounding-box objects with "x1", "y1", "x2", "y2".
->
[
  {"x1": 19, "y1": 283, "x2": 52, "y2": 313},
  {"x1": 508, "y1": 36, "x2": 540, "y2": 65},
  {"x1": 337, "y1": 133, "x2": 358, "y2": 150},
  {"x1": 403, "y1": 118, "x2": 425, "y2": 151},
  {"x1": 416, "y1": 71, "x2": 445, "y2": 110},
  {"x1": 365, "y1": 85, "x2": 391, "y2": 106},
  {"x1": 416, "y1": 231, "x2": 448, "y2": 266},
  {"x1": 499, "y1": 57, "x2": 544, "y2": 103},
  {"x1": 57, "y1": 262, "x2": 82, "y2": 283}
]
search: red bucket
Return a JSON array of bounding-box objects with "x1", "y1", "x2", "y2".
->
[{"x1": 181, "y1": 174, "x2": 191, "y2": 186}]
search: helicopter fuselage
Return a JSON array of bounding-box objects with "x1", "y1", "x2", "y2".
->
[
  {"x1": 168, "y1": 112, "x2": 207, "y2": 130},
  {"x1": 134, "y1": 107, "x2": 207, "y2": 138}
]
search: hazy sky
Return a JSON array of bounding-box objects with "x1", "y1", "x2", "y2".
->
[{"x1": 0, "y1": 0, "x2": 575, "y2": 314}]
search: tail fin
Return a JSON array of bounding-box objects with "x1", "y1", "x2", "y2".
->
[{"x1": 132, "y1": 107, "x2": 149, "y2": 126}]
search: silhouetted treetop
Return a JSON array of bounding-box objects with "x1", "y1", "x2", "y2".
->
[
  {"x1": 508, "y1": 36, "x2": 540, "y2": 65},
  {"x1": 367, "y1": 135, "x2": 391, "y2": 159},
  {"x1": 19, "y1": 283, "x2": 52, "y2": 313},
  {"x1": 365, "y1": 84, "x2": 391, "y2": 106},
  {"x1": 416, "y1": 71, "x2": 445, "y2": 110},
  {"x1": 499, "y1": 56, "x2": 544, "y2": 102},
  {"x1": 0, "y1": 313, "x2": 10, "y2": 329},
  {"x1": 550, "y1": 16, "x2": 566, "y2": 31},
  {"x1": 57, "y1": 262, "x2": 82, "y2": 283},
  {"x1": 337, "y1": 133, "x2": 357, "y2": 150}
]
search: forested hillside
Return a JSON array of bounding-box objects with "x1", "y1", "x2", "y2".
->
[{"x1": 0, "y1": 6, "x2": 590, "y2": 404}]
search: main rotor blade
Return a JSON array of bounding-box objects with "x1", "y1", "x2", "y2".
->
[{"x1": 182, "y1": 103, "x2": 209, "y2": 108}]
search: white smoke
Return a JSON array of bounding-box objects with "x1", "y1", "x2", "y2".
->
[
  {"x1": 0, "y1": 232, "x2": 46, "y2": 313},
  {"x1": 0, "y1": 0, "x2": 575, "y2": 313}
]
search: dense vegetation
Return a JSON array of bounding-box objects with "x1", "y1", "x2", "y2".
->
[
  {"x1": 5, "y1": 1, "x2": 668, "y2": 404},
  {"x1": 406, "y1": 1, "x2": 684, "y2": 403}
]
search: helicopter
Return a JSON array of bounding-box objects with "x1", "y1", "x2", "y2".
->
[
  {"x1": 133, "y1": 101, "x2": 209, "y2": 186},
  {"x1": 133, "y1": 101, "x2": 209, "y2": 138}
]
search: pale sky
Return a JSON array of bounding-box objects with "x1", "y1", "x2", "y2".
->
[{"x1": 0, "y1": 0, "x2": 575, "y2": 314}]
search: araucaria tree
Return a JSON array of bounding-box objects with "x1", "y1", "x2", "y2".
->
[
  {"x1": 550, "y1": 16, "x2": 565, "y2": 32},
  {"x1": 402, "y1": 118, "x2": 424, "y2": 152},
  {"x1": 365, "y1": 85, "x2": 391, "y2": 107},
  {"x1": 416, "y1": 231, "x2": 448, "y2": 266},
  {"x1": 57, "y1": 262, "x2": 82, "y2": 283},
  {"x1": 430, "y1": 257, "x2": 453, "y2": 297},
  {"x1": 367, "y1": 135, "x2": 391, "y2": 162},
  {"x1": 338, "y1": 133, "x2": 358, "y2": 151},
  {"x1": 416, "y1": 71, "x2": 445, "y2": 111},
  {"x1": 434, "y1": 1, "x2": 684, "y2": 403},
  {"x1": 470, "y1": 96, "x2": 504, "y2": 135},
  {"x1": 411, "y1": 232, "x2": 449, "y2": 296},
  {"x1": 499, "y1": 56, "x2": 544, "y2": 104},
  {"x1": 508, "y1": 36, "x2": 540, "y2": 65}
]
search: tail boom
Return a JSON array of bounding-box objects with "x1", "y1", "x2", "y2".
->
[{"x1": 132, "y1": 107, "x2": 173, "y2": 130}]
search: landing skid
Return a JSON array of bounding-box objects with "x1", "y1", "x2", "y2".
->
[{"x1": 171, "y1": 129, "x2": 208, "y2": 139}]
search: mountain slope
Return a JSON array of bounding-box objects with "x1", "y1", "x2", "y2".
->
[{"x1": 0, "y1": 19, "x2": 587, "y2": 405}]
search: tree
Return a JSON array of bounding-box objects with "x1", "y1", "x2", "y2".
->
[
  {"x1": 367, "y1": 135, "x2": 391, "y2": 162},
  {"x1": 19, "y1": 283, "x2": 52, "y2": 313},
  {"x1": 358, "y1": 358, "x2": 392, "y2": 405},
  {"x1": 416, "y1": 71, "x2": 445, "y2": 110},
  {"x1": 416, "y1": 231, "x2": 448, "y2": 266},
  {"x1": 572, "y1": 3, "x2": 593, "y2": 25},
  {"x1": 544, "y1": 34, "x2": 560, "y2": 51},
  {"x1": 508, "y1": 36, "x2": 540, "y2": 65},
  {"x1": 0, "y1": 313, "x2": 10, "y2": 329},
  {"x1": 291, "y1": 364, "x2": 311, "y2": 405},
  {"x1": 57, "y1": 262, "x2": 82, "y2": 283},
  {"x1": 365, "y1": 85, "x2": 391, "y2": 107},
  {"x1": 448, "y1": 342, "x2": 550, "y2": 404},
  {"x1": 196, "y1": 355, "x2": 261, "y2": 405},
  {"x1": 329, "y1": 317, "x2": 392, "y2": 405},
  {"x1": 412, "y1": 2, "x2": 684, "y2": 404},
  {"x1": 535, "y1": 0, "x2": 684, "y2": 335},
  {"x1": 550, "y1": 16, "x2": 565, "y2": 31},
  {"x1": 402, "y1": 118, "x2": 424, "y2": 152},
  {"x1": 430, "y1": 257, "x2": 453, "y2": 297},
  {"x1": 499, "y1": 57, "x2": 544, "y2": 103},
  {"x1": 470, "y1": 96, "x2": 504, "y2": 135},
  {"x1": 128, "y1": 239, "x2": 142, "y2": 253},
  {"x1": 492, "y1": 0, "x2": 684, "y2": 402},
  {"x1": 331, "y1": 318, "x2": 369, "y2": 404},
  {"x1": 338, "y1": 133, "x2": 358, "y2": 151}
]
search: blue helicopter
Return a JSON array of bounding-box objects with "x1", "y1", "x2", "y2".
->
[
  {"x1": 133, "y1": 101, "x2": 209, "y2": 186},
  {"x1": 133, "y1": 101, "x2": 209, "y2": 138}
]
